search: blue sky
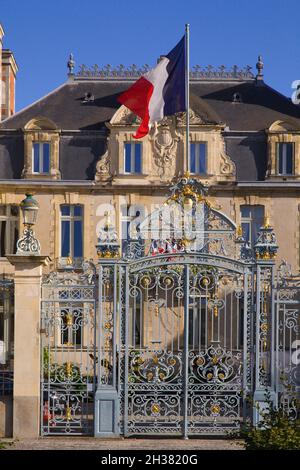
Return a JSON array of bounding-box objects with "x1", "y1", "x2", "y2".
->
[{"x1": 1, "y1": 0, "x2": 300, "y2": 111}]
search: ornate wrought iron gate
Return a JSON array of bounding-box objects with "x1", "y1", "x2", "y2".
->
[
  {"x1": 94, "y1": 177, "x2": 267, "y2": 437},
  {"x1": 119, "y1": 255, "x2": 252, "y2": 436},
  {"x1": 41, "y1": 261, "x2": 96, "y2": 435},
  {"x1": 39, "y1": 176, "x2": 299, "y2": 438},
  {"x1": 274, "y1": 261, "x2": 300, "y2": 417}
]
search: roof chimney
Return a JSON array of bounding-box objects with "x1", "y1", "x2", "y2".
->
[{"x1": 0, "y1": 24, "x2": 18, "y2": 121}]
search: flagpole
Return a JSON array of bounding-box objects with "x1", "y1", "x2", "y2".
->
[
  {"x1": 183, "y1": 25, "x2": 190, "y2": 441},
  {"x1": 185, "y1": 23, "x2": 190, "y2": 175}
]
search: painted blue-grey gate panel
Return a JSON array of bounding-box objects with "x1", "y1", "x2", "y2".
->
[{"x1": 94, "y1": 389, "x2": 119, "y2": 437}]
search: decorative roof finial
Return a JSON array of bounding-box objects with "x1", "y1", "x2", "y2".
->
[
  {"x1": 254, "y1": 216, "x2": 278, "y2": 261},
  {"x1": 157, "y1": 55, "x2": 166, "y2": 64},
  {"x1": 256, "y1": 55, "x2": 264, "y2": 80},
  {"x1": 67, "y1": 53, "x2": 75, "y2": 75}
]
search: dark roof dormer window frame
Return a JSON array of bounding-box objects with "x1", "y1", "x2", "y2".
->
[
  {"x1": 266, "y1": 120, "x2": 300, "y2": 180},
  {"x1": 22, "y1": 117, "x2": 61, "y2": 180}
]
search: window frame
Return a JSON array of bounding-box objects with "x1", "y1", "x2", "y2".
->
[
  {"x1": 190, "y1": 142, "x2": 207, "y2": 175},
  {"x1": 121, "y1": 204, "x2": 143, "y2": 255},
  {"x1": 60, "y1": 204, "x2": 84, "y2": 261},
  {"x1": 276, "y1": 142, "x2": 294, "y2": 176},
  {"x1": 124, "y1": 142, "x2": 142, "y2": 174},
  {"x1": 0, "y1": 204, "x2": 19, "y2": 258},
  {"x1": 240, "y1": 205, "x2": 264, "y2": 248},
  {"x1": 0, "y1": 283, "x2": 14, "y2": 367},
  {"x1": 32, "y1": 141, "x2": 51, "y2": 174}
]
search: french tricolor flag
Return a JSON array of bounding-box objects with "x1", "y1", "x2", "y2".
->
[{"x1": 118, "y1": 36, "x2": 186, "y2": 139}]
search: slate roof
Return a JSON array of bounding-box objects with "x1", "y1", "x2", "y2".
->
[
  {"x1": 0, "y1": 75, "x2": 300, "y2": 181},
  {"x1": 1, "y1": 78, "x2": 300, "y2": 132}
]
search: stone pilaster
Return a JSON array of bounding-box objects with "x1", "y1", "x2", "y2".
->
[{"x1": 7, "y1": 255, "x2": 50, "y2": 438}]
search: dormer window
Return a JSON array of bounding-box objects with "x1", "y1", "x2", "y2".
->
[
  {"x1": 33, "y1": 142, "x2": 50, "y2": 174},
  {"x1": 277, "y1": 142, "x2": 294, "y2": 175},
  {"x1": 22, "y1": 117, "x2": 61, "y2": 180},
  {"x1": 124, "y1": 142, "x2": 142, "y2": 174},
  {"x1": 190, "y1": 142, "x2": 207, "y2": 175},
  {"x1": 267, "y1": 121, "x2": 300, "y2": 179}
]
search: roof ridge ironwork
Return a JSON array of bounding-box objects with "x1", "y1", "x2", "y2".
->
[{"x1": 72, "y1": 63, "x2": 255, "y2": 81}]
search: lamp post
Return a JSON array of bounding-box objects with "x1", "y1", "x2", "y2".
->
[{"x1": 16, "y1": 193, "x2": 41, "y2": 255}]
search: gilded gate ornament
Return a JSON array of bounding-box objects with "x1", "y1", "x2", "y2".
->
[{"x1": 254, "y1": 217, "x2": 278, "y2": 260}]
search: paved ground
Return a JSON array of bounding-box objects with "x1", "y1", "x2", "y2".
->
[{"x1": 1, "y1": 437, "x2": 244, "y2": 450}]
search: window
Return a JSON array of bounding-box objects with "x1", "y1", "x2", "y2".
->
[
  {"x1": 190, "y1": 143, "x2": 207, "y2": 175},
  {"x1": 124, "y1": 143, "x2": 142, "y2": 174},
  {"x1": 0, "y1": 205, "x2": 19, "y2": 257},
  {"x1": 60, "y1": 205, "x2": 83, "y2": 260},
  {"x1": 240, "y1": 205, "x2": 264, "y2": 248},
  {"x1": 0, "y1": 282, "x2": 14, "y2": 367},
  {"x1": 277, "y1": 142, "x2": 294, "y2": 175},
  {"x1": 32, "y1": 142, "x2": 50, "y2": 174},
  {"x1": 188, "y1": 302, "x2": 206, "y2": 349},
  {"x1": 23, "y1": 118, "x2": 61, "y2": 180},
  {"x1": 121, "y1": 204, "x2": 143, "y2": 255}
]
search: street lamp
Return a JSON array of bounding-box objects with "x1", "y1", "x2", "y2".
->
[
  {"x1": 16, "y1": 194, "x2": 41, "y2": 255},
  {"x1": 20, "y1": 193, "x2": 39, "y2": 226}
]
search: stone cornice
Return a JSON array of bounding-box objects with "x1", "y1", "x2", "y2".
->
[{"x1": 1, "y1": 179, "x2": 300, "y2": 193}]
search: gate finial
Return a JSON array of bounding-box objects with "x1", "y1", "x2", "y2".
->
[{"x1": 254, "y1": 216, "x2": 278, "y2": 260}]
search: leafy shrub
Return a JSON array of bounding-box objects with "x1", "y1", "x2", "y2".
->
[{"x1": 240, "y1": 390, "x2": 300, "y2": 450}]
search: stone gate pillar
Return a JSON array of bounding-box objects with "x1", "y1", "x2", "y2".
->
[
  {"x1": 253, "y1": 217, "x2": 278, "y2": 426},
  {"x1": 94, "y1": 212, "x2": 121, "y2": 437},
  {"x1": 7, "y1": 255, "x2": 50, "y2": 438}
]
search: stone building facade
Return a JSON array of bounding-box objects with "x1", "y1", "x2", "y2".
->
[
  {"x1": 0, "y1": 25, "x2": 300, "y2": 437},
  {"x1": 0, "y1": 55, "x2": 300, "y2": 273}
]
